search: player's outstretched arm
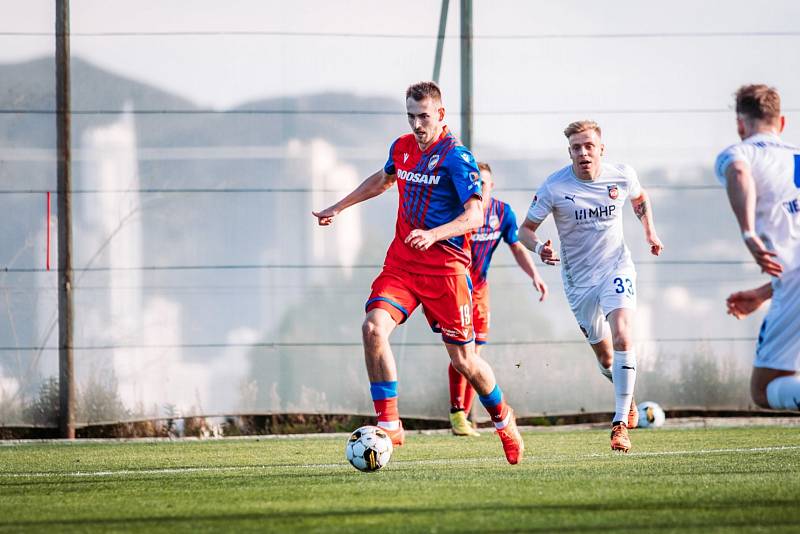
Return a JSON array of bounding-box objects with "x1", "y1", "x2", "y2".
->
[
  {"x1": 724, "y1": 161, "x2": 783, "y2": 276},
  {"x1": 726, "y1": 282, "x2": 773, "y2": 319},
  {"x1": 312, "y1": 169, "x2": 396, "y2": 226},
  {"x1": 518, "y1": 218, "x2": 559, "y2": 266},
  {"x1": 404, "y1": 196, "x2": 483, "y2": 251},
  {"x1": 509, "y1": 241, "x2": 548, "y2": 301},
  {"x1": 630, "y1": 188, "x2": 664, "y2": 256}
]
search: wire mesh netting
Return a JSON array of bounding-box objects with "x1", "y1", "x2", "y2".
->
[{"x1": 2, "y1": 1, "x2": 799, "y2": 425}]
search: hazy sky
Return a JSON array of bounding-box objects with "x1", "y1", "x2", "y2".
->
[{"x1": 3, "y1": 0, "x2": 800, "y2": 160}]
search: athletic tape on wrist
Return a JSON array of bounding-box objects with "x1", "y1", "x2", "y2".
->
[
  {"x1": 534, "y1": 242, "x2": 544, "y2": 255},
  {"x1": 742, "y1": 230, "x2": 757, "y2": 241}
]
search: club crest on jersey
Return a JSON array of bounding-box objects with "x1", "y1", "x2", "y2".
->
[
  {"x1": 427, "y1": 154, "x2": 439, "y2": 170},
  {"x1": 489, "y1": 214, "x2": 500, "y2": 229},
  {"x1": 607, "y1": 184, "x2": 619, "y2": 200},
  {"x1": 403, "y1": 153, "x2": 409, "y2": 163}
]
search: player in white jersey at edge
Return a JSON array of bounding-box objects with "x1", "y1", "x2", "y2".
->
[
  {"x1": 519, "y1": 121, "x2": 664, "y2": 452},
  {"x1": 715, "y1": 84, "x2": 800, "y2": 412}
]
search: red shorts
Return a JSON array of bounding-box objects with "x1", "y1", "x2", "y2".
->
[
  {"x1": 366, "y1": 266, "x2": 474, "y2": 344},
  {"x1": 471, "y1": 279, "x2": 490, "y2": 345}
]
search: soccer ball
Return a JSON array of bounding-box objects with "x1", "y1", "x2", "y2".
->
[
  {"x1": 345, "y1": 425, "x2": 393, "y2": 472},
  {"x1": 637, "y1": 401, "x2": 666, "y2": 428}
]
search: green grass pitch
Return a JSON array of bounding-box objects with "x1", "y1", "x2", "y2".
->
[{"x1": 1, "y1": 426, "x2": 799, "y2": 532}]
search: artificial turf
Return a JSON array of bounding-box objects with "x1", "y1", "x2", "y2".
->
[{"x1": 0, "y1": 425, "x2": 798, "y2": 532}]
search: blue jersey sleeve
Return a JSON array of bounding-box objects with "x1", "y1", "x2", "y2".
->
[
  {"x1": 447, "y1": 146, "x2": 482, "y2": 205},
  {"x1": 501, "y1": 204, "x2": 520, "y2": 245},
  {"x1": 384, "y1": 139, "x2": 398, "y2": 175}
]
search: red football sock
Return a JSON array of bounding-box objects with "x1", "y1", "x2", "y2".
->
[
  {"x1": 373, "y1": 397, "x2": 399, "y2": 426},
  {"x1": 448, "y1": 363, "x2": 469, "y2": 411},
  {"x1": 479, "y1": 385, "x2": 510, "y2": 428},
  {"x1": 463, "y1": 383, "x2": 477, "y2": 415},
  {"x1": 487, "y1": 401, "x2": 509, "y2": 426}
]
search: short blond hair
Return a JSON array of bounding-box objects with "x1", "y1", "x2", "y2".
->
[{"x1": 563, "y1": 120, "x2": 602, "y2": 139}]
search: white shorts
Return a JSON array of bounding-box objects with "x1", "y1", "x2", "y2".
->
[
  {"x1": 754, "y1": 268, "x2": 800, "y2": 372},
  {"x1": 565, "y1": 270, "x2": 637, "y2": 345}
]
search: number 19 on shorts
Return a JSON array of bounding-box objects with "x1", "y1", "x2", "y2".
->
[{"x1": 460, "y1": 304, "x2": 471, "y2": 326}]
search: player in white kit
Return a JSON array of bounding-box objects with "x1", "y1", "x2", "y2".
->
[
  {"x1": 715, "y1": 84, "x2": 800, "y2": 411},
  {"x1": 519, "y1": 121, "x2": 664, "y2": 452}
]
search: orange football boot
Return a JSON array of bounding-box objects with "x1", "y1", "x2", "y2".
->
[
  {"x1": 379, "y1": 421, "x2": 405, "y2": 447},
  {"x1": 496, "y1": 410, "x2": 524, "y2": 465},
  {"x1": 610, "y1": 422, "x2": 631, "y2": 452}
]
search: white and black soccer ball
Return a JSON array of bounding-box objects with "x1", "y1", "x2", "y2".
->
[
  {"x1": 637, "y1": 401, "x2": 666, "y2": 428},
  {"x1": 345, "y1": 425, "x2": 393, "y2": 472}
]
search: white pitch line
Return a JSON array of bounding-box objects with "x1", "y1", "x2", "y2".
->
[
  {"x1": 1, "y1": 445, "x2": 798, "y2": 479},
  {"x1": 0, "y1": 464, "x2": 350, "y2": 478},
  {"x1": 617, "y1": 444, "x2": 800, "y2": 457}
]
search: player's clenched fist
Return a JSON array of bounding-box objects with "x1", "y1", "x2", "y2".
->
[
  {"x1": 538, "y1": 239, "x2": 560, "y2": 265},
  {"x1": 312, "y1": 207, "x2": 338, "y2": 226},
  {"x1": 404, "y1": 229, "x2": 436, "y2": 250},
  {"x1": 647, "y1": 233, "x2": 664, "y2": 256}
]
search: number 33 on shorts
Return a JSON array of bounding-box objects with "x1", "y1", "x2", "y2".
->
[{"x1": 612, "y1": 276, "x2": 635, "y2": 296}]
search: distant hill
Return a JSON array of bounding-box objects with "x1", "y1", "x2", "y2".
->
[{"x1": 0, "y1": 56, "x2": 403, "y2": 149}]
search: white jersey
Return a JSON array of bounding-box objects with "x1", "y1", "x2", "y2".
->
[
  {"x1": 526, "y1": 162, "x2": 642, "y2": 288},
  {"x1": 714, "y1": 132, "x2": 800, "y2": 273}
]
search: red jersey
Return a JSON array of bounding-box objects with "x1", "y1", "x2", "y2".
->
[{"x1": 382, "y1": 127, "x2": 481, "y2": 275}]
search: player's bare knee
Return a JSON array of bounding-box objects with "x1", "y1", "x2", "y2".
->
[
  {"x1": 750, "y1": 383, "x2": 771, "y2": 409},
  {"x1": 449, "y1": 349, "x2": 474, "y2": 377},
  {"x1": 611, "y1": 334, "x2": 633, "y2": 352},
  {"x1": 361, "y1": 318, "x2": 388, "y2": 347},
  {"x1": 595, "y1": 351, "x2": 613, "y2": 369},
  {"x1": 749, "y1": 371, "x2": 770, "y2": 408},
  {"x1": 449, "y1": 354, "x2": 469, "y2": 375}
]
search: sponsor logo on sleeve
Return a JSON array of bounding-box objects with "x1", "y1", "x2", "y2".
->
[{"x1": 461, "y1": 153, "x2": 471, "y2": 163}]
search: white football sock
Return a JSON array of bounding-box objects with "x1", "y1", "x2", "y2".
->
[
  {"x1": 766, "y1": 375, "x2": 800, "y2": 410},
  {"x1": 612, "y1": 350, "x2": 637, "y2": 424},
  {"x1": 597, "y1": 359, "x2": 613, "y2": 382},
  {"x1": 377, "y1": 420, "x2": 400, "y2": 430}
]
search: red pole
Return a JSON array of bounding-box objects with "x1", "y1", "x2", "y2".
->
[{"x1": 46, "y1": 191, "x2": 51, "y2": 271}]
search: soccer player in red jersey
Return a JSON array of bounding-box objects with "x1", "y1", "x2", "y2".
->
[
  {"x1": 448, "y1": 162, "x2": 548, "y2": 436},
  {"x1": 313, "y1": 82, "x2": 524, "y2": 464}
]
